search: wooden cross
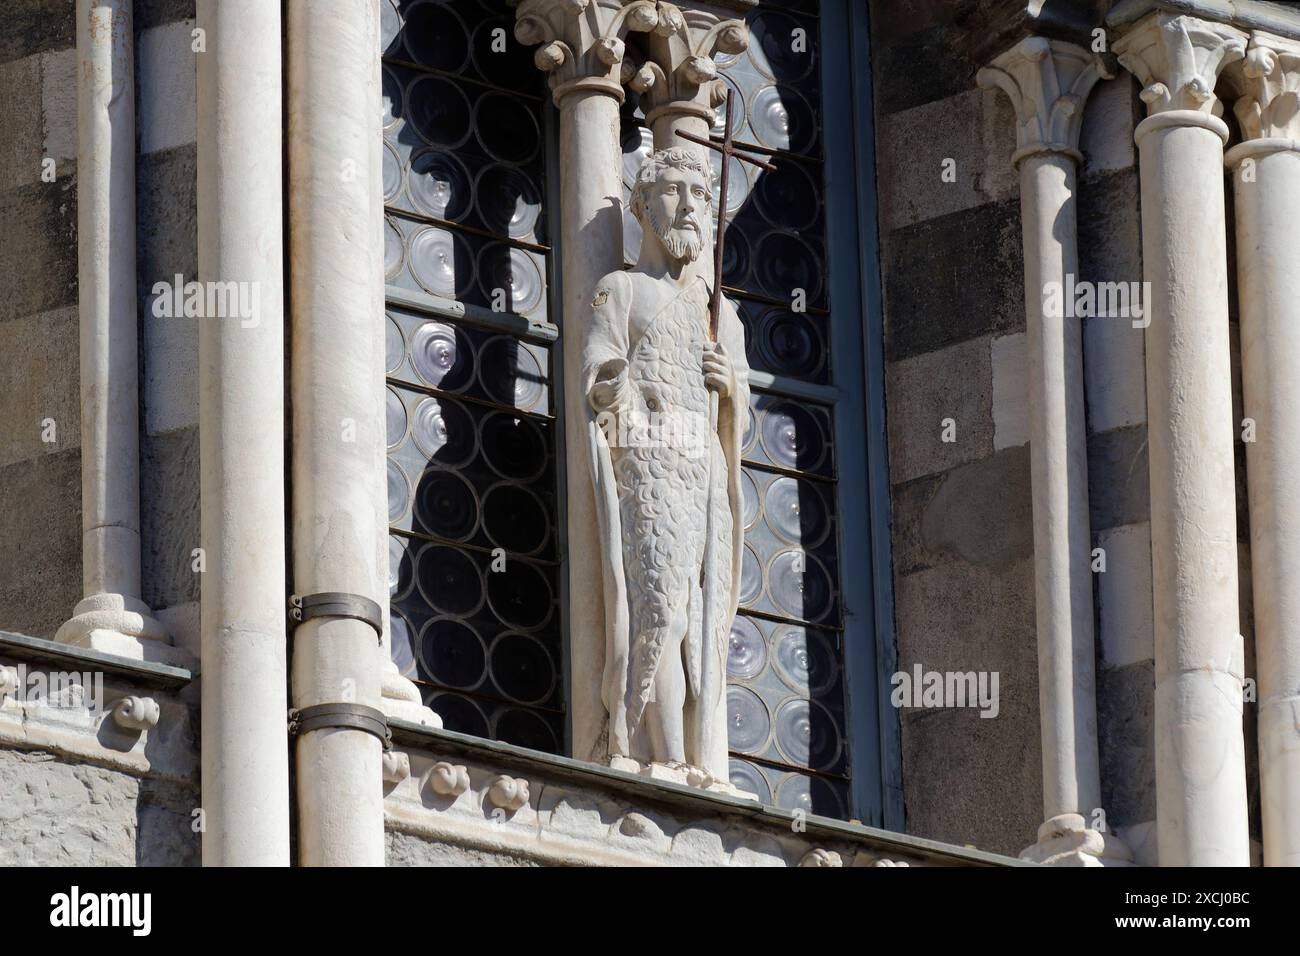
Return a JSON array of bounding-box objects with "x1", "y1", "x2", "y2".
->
[{"x1": 675, "y1": 88, "x2": 777, "y2": 342}]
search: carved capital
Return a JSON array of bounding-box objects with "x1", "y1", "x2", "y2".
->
[
  {"x1": 1113, "y1": 13, "x2": 1246, "y2": 117},
  {"x1": 629, "y1": 3, "x2": 749, "y2": 130},
  {"x1": 514, "y1": 0, "x2": 660, "y2": 104},
  {"x1": 978, "y1": 37, "x2": 1113, "y2": 166},
  {"x1": 1231, "y1": 32, "x2": 1300, "y2": 142}
]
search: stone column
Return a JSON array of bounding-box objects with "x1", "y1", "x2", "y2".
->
[
  {"x1": 194, "y1": 0, "x2": 290, "y2": 867},
  {"x1": 1225, "y1": 32, "x2": 1300, "y2": 867},
  {"x1": 1114, "y1": 12, "x2": 1251, "y2": 866},
  {"x1": 513, "y1": 0, "x2": 658, "y2": 764},
  {"x1": 368, "y1": 2, "x2": 439, "y2": 732},
  {"x1": 59, "y1": 0, "x2": 176, "y2": 662},
  {"x1": 978, "y1": 38, "x2": 1128, "y2": 866},
  {"x1": 286, "y1": 0, "x2": 387, "y2": 866}
]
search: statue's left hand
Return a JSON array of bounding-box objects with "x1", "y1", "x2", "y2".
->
[{"x1": 702, "y1": 341, "x2": 733, "y2": 399}]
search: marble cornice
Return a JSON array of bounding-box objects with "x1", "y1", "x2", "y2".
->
[
  {"x1": 957, "y1": 0, "x2": 1112, "y2": 68},
  {"x1": 1108, "y1": 0, "x2": 1300, "y2": 42}
]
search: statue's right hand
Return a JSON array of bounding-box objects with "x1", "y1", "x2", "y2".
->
[{"x1": 589, "y1": 359, "x2": 629, "y2": 413}]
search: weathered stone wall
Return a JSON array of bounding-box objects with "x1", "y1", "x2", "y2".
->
[
  {"x1": 0, "y1": 1, "x2": 81, "y2": 640},
  {"x1": 0, "y1": 1, "x2": 200, "y2": 651},
  {"x1": 870, "y1": 0, "x2": 1165, "y2": 858},
  {"x1": 0, "y1": 0, "x2": 202, "y2": 866},
  {"x1": 0, "y1": 636, "x2": 200, "y2": 866},
  {"x1": 872, "y1": 0, "x2": 1266, "y2": 864},
  {"x1": 0, "y1": 748, "x2": 198, "y2": 866}
]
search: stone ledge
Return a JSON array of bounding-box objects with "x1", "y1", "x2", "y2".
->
[
  {"x1": 0, "y1": 631, "x2": 197, "y2": 783},
  {"x1": 0, "y1": 629, "x2": 195, "y2": 689},
  {"x1": 386, "y1": 719, "x2": 1027, "y2": 867},
  {"x1": 1107, "y1": 0, "x2": 1300, "y2": 39}
]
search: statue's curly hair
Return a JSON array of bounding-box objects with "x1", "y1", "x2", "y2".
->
[{"x1": 628, "y1": 146, "x2": 712, "y2": 224}]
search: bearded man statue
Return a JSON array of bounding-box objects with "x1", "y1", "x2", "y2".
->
[{"x1": 581, "y1": 146, "x2": 750, "y2": 786}]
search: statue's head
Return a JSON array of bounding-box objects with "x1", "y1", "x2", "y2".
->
[{"x1": 629, "y1": 146, "x2": 712, "y2": 265}]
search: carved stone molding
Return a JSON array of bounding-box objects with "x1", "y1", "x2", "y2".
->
[
  {"x1": 629, "y1": 3, "x2": 748, "y2": 131},
  {"x1": 977, "y1": 37, "x2": 1113, "y2": 166},
  {"x1": 513, "y1": 0, "x2": 660, "y2": 103},
  {"x1": 1113, "y1": 13, "x2": 1247, "y2": 121},
  {"x1": 382, "y1": 735, "x2": 1015, "y2": 866},
  {"x1": 1231, "y1": 32, "x2": 1300, "y2": 142}
]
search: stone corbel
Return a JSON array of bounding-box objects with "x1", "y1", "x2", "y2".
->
[
  {"x1": 1114, "y1": 12, "x2": 1247, "y2": 121},
  {"x1": 423, "y1": 761, "x2": 471, "y2": 798},
  {"x1": 487, "y1": 774, "x2": 531, "y2": 813},
  {"x1": 514, "y1": 0, "x2": 660, "y2": 103},
  {"x1": 627, "y1": 3, "x2": 748, "y2": 141},
  {"x1": 0, "y1": 666, "x2": 19, "y2": 701},
  {"x1": 382, "y1": 750, "x2": 411, "y2": 784},
  {"x1": 977, "y1": 36, "x2": 1114, "y2": 165},
  {"x1": 111, "y1": 695, "x2": 160, "y2": 731}
]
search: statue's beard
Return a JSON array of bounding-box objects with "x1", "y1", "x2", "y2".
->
[{"x1": 646, "y1": 207, "x2": 706, "y2": 263}]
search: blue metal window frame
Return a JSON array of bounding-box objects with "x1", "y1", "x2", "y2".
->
[{"x1": 820, "y1": 0, "x2": 901, "y2": 829}]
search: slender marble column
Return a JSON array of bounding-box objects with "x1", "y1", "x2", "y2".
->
[
  {"x1": 194, "y1": 0, "x2": 290, "y2": 867},
  {"x1": 368, "y1": 1, "x2": 440, "y2": 732},
  {"x1": 1225, "y1": 31, "x2": 1300, "y2": 867},
  {"x1": 59, "y1": 0, "x2": 174, "y2": 661},
  {"x1": 1114, "y1": 12, "x2": 1251, "y2": 866},
  {"x1": 979, "y1": 38, "x2": 1127, "y2": 866},
  {"x1": 287, "y1": 0, "x2": 387, "y2": 866},
  {"x1": 513, "y1": 0, "x2": 658, "y2": 765}
]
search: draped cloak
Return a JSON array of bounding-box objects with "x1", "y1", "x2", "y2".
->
[{"x1": 581, "y1": 270, "x2": 749, "y2": 776}]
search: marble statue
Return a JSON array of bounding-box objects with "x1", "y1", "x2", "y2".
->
[{"x1": 582, "y1": 146, "x2": 750, "y2": 784}]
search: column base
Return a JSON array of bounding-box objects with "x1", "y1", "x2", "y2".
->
[
  {"x1": 1019, "y1": 813, "x2": 1134, "y2": 867},
  {"x1": 55, "y1": 592, "x2": 193, "y2": 668},
  {"x1": 378, "y1": 660, "x2": 441, "y2": 728}
]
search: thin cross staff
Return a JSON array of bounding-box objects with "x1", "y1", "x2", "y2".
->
[
  {"x1": 675, "y1": 88, "x2": 777, "y2": 343},
  {"x1": 673, "y1": 88, "x2": 776, "y2": 767}
]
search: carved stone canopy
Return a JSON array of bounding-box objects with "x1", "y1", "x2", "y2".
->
[
  {"x1": 978, "y1": 36, "x2": 1114, "y2": 166},
  {"x1": 512, "y1": 0, "x2": 749, "y2": 122}
]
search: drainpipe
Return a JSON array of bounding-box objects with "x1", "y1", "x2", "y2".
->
[{"x1": 286, "y1": 0, "x2": 387, "y2": 866}]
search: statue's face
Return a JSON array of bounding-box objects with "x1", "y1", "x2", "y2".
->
[{"x1": 641, "y1": 164, "x2": 710, "y2": 263}]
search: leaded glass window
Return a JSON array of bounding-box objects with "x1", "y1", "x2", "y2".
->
[
  {"x1": 379, "y1": 0, "x2": 885, "y2": 825},
  {"x1": 381, "y1": 0, "x2": 565, "y2": 754}
]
